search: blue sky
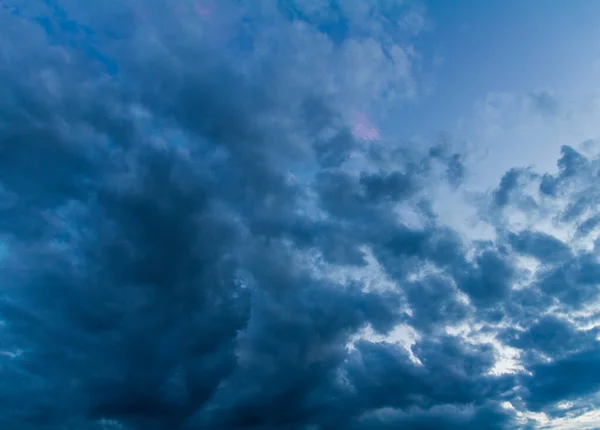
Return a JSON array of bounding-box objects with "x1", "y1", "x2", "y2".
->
[
  {"x1": 390, "y1": 0, "x2": 600, "y2": 184},
  {"x1": 2, "y1": 1, "x2": 600, "y2": 429}
]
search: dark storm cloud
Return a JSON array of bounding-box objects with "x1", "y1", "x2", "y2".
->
[
  {"x1": 536, "y1": 252, "x2": 600, "y2": 308},
  {"x1": 453, "y1": 245, "x2": 516, "y2": 308},
  {"x1": 2, "y1": 1, "x2": 600, "y2": 430},
  {"x1": 479, "y1": 140, "x2": 600, "y2": 420},
  {"x1": 507, "y1": 230, "x2": 572, "y2": 264},
  {"x1": 354, "y1": 402, "x2": 516, "y2": 430},
  {"x1": 488, "y1": 144, "x2": 600, "y2": 313},
  {"x1": 0, "y1": 2, "x2": 492, "y2": 429},
  {"x1": 500, "y1": 315, "x2": 597, "y2": 358},
  {"x1": 340, "y1": 335, "x2": 514, "y2": 427},
  {"x1": 403, "y1": 275, "x2": 470, "y2": 332},
  {"x1": 522, "y1": 345, "x2": 600, "y2": 411}
]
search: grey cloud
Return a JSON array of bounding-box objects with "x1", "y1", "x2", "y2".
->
[
  {"x1": 537, "y1": 252, "x2": 600, "y2": 307},
  {"x1": 3, "y1": 2, "x2": 600, "y2": 430},
  {"x1": 354, "y1": 402, "x2": 515, "y2": 430},
  {"x1": 539, "y1": 145, "x2": 593, "y2": 200},
  {"x1": 0, "y1": 2, "x2": 476, "y2": 430},
  {"x1": 493, "y1": 168, "x2": 533, "y2": 207},
  {"x1": 452, "y1": 246, "x2": 515, "y2": 308},
  {"x1": 522, "y1": 345, "x2": 600, "y2": 411},
  {"x1": 528, "y1": 90, "x2": 559, "y2": 117},
  {"x1": 576, "y1": 212, "x2": 600, "y2": 237},
  {"x1": 500, "y1": 315, "x2": 597, "y2": 358},
  {"x1": 507, "y1": 230, "x2": 572, "y2": 265},
  {"x1": 404, "y1": 275, "x2": 470, "y2": 332}
]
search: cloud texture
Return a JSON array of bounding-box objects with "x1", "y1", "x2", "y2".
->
[{"x1": 1, "y1": 1, "x2": 600, "y2": 429}]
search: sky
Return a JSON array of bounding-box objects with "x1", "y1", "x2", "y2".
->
[{"x1": 2, "y1": 1, "x2": 600, "y2": 429}]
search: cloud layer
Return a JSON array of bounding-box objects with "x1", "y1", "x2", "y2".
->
[{"x1": 1, "y1": 2, "x2": 600, "y2": 429}]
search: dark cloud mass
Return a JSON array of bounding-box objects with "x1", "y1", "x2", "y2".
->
[{"x1": 1, "y1": 1, "x2": 600, "y2": 429}]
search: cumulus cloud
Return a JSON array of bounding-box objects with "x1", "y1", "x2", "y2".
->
[{"x1": 1, "y1": 1, "x2": 600, "y2": 430}]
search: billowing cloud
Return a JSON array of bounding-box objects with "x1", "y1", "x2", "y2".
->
[{"x1": 1, "y1": 2, "x2": 600, "y2": 430}]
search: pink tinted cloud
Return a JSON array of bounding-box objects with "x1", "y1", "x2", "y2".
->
[
  {"x1": 194, "y1": 0, "x2": 213, "y2": 19},
  {"x1": 352, "y1": 113, "x2": 380, "y2": 141}
]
